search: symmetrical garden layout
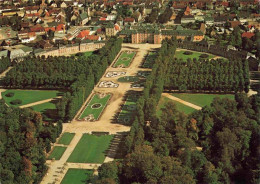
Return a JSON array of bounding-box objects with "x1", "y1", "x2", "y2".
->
[
  {"x1": 113, "y1": 51, "x2": 136, "y2": 68},
  {"x1": 79, "y1": 93, "x2": 111, "y2": 121}
]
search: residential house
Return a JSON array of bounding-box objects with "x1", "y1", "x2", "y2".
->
[
  {"x1": 76, "y1": 12, "x2": 89, "y2": 25},
  {"x1": 38, "y1": 40, "x2": 54, "y2": 50},
  {"x1": 124, "y1": 17, "x2": 135, "y2": 26},
  {"x1": 242, "y1": 32, "x2": 255, "y2": 39}
]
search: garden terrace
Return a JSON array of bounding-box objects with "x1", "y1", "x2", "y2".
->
[{"x1": 113, "y1": 51, "x2": 136, "y2": 68}]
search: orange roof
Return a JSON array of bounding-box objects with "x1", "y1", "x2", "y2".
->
[
  {"x1": 85, "y1": 35, "x2": 100, "y2": 41},
  {"x1": 115, "y1": 24, "x2": 120, "y2": 31},
  {"x1": 100, "y1": 17, "x2": 107, "y2": 21},
  {"x1": 77, "y1": 30, "x2": 90, "y2": 38},
  {"x1": 242, "y1": 32, "x2": 255, "y2": 39}
]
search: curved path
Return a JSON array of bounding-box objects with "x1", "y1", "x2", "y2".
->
[{"x1": 162, "y1": 93, "x2": 202, "y2": 110}]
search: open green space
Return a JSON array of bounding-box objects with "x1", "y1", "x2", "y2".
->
[
  {"x1": 31, "y1": 101, "x2": 58, "y2": 121},
  {"x1": 58, "y1": 132, "x2": 75, "y2": 145},
  {"x1": 2, "y1": 90, "x2": 62, "y2": 107},
  {"x1": 175, "y1": 50, "x2": 216, "y2": 61},
  {"x1": 171, "y1": 93, "x2": 234, "y2": 107},
  {"x1": 67, "y1": 134, "x2": 113, "y2": 163},
  {"x1": 61, "y1": 169, "x2": 93, "y2": 184},
  {"x1": 157, "y1": 97, "x2": 196, "y2": 116},
  {"x1": 118, "y1": 76, "x2": 140, "y2": 83},
  {"x1": 142, "y1": 52, "x2": 157, "y2": 68},
  {"x1": 48, "y1": 146, "x2": 67, "y2": 160},
  {"x1": 113, "y1": 51, "x2": 136, "y2": 67},
  {"x1": 79, "y1": 94, "x2": 111, "y2": 120},
  {"x1": 118, "y1": 93, "x2": 139, "y2": 124}
]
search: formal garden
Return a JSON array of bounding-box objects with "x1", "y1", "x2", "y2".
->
[
  {"x1": 2, "y1": 90, "x2": 62, "y2": 107},
  {"x1": 67, "y1": 134, "x2": 113, "y2": 163},
  {"x1": 118, "y1": 76, "x2": 140, "y2": 83},
  {"x1": 79, "y1": 93, "x2": 111, "y2": 121},
  {"x1": 61, "y1": 169, "x2": 93, "y2": 184},
  {"x1": 48, "y1": 146, "x2": 67, "y2": 160},
  {"x1": 175, "y1": 50, "x2": 216, "y2": 61},
  {"x1": 113, "y1": 51, "x2": 136, "y2": 68},
  {"x1": 58, "y1": 132, "x2": 75, "y2": 145}
]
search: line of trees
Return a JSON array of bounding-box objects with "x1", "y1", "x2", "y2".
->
[
  {"x1": 0, "y1": 57, "x2": 11, "y2": 74},
  {"x1": 164, "y1": 58, "x2": 250, "y2": 93},
  {"x1": 95, "y1": 39, "x2": 259, "y2": 184},
  {"x1": 2, "y1": 37, "x2": 122, "y2": 121},
  {"x1": 0, "y1": 99, "x2": 63, "y2": 184}
]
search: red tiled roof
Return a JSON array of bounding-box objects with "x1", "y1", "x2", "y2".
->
[
  {"x1": 242, "y1": 32, "x2": 255, "y2": 39},
  {"x1": 77, "y1": 30, "x2": 90, "y2": 38},
  {"x1": 56, "y1": 24, "x2": 65, "y2": 31},
  {"x1": 30, "y1": 25, "x2": 44, "y2": 32},
  {"x1": 85, "y1": 35, "x2": 100, "y2": 41},
  {"x1": 230, "y1": 21, "x2": 241, "y2": 28},
  {"x1": 124, "y1": 17, "x2": 135, "y2": 22},
  {"x1": 115, "y1": 24, "x2": 120, "y2": 31},
  {"x1": 100, "y1": 17, "x2": 107, "y2": 21}
]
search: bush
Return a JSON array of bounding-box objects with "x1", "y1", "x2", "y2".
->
[
  {"x1": 10, "y1": 99, "x2": 22, "y2": 105},
  {"x1": 200, "y1": 54, "x2": 209, "y2": 58},
  {"x1": 5, "y1": 92, "x2": 14, "y2": 97},
  {"x1": 183, "y1": 51, "x2": 193, "y2": 55}
]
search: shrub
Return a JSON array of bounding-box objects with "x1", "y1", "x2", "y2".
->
[
  {"x1": 10, "y1": 99, "x2": 22, "y2": 105},
  {"x1": 183, "y1": 51, "x2": 193, "y2": 55},
  {"x1": 200, "y1": 54, "x2": 209, "y2": 58},
  {"x1": 5, "y1": 92, "x2": 14, "y2": 97}
]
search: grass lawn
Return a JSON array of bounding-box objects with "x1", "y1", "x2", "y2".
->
[
  {"x1": 83, "y1": 51, "x2": 93, "y2": 57},
  {"x1": 114, "y1": 51, "x2": 136, "y2": 67},
  {"x1": 67, "y1": 134, "x2": 113, "y2": 163},
  {"x1": 157, "y1": 97, "x2": 196, "y2": 116},
  {"x1": 79, "y1": 94, "x2": 111, "y2": 120},
  {"x1": 118, "y1": 76, "x2": 140, "y2": 83},
  {"x1": 142, "y1": 52, "x2": 157, "y2": 68},
  {"x1": 31, "y1": 101, "x2": 58, "y2": 121},
  {"x1": 48, "y1": 146, "x2": 67, "y2": 160},
  {"x1": 2, "y1": 90, "x2": 62, "y2": 107},
  {"x1": 171, "y1": 93, "x2": 234, "y2": 107},
  {"x1": 58, "y1": 132, "x2": 75, "y2": 145},
  {"x1": 175, "y1": 50, "x2": 216, "y2": 61},
  {"x1": 61, "y1": 169, "x2": 93, "y2": 184}
]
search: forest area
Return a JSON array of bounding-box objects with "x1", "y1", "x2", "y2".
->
[
  {"x1": 95, "y1": 39, "x2": 260, "y2": 184},
  {"x1": 2, "y1": 37, "x2": 122, "y2": 121}
]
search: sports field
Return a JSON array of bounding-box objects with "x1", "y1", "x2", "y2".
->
[
  {"x1": 67, "y1": 134, "x2": 113, "y2": 163},
  {"x1": 79, "y1": 94, "x2": 111, "y2": 120},
  {"x1": 171, "y1": 93, "x2": 234, "y2": 107},
  {"x1": 48, "y1": 146, "x2": 67, "y2": 160},
  {"x1": 61, "y1": 169, "x2": 93, "y2": 184},
  {"x1": 118, "y1": 93, "x2": 139, "y2": 124},
  {"x1": 113, "y1": 51, "x2": 136, "y2": 67},
  {"x1": 58, "y1": 132, "x2": 75, "y2": 145},
  {"x1": 142, "y1": 52, "x2": 157, "y2": 68},
  {"x1": 2, "y1": 90, "x2": 62, "y2": 107},
  {"x1": 175, "y1": 50, "x2": 216, "y2": 61},
  {"x1": 31, "y1": 101, "x2": 58, "y2": 121},
  {"x1": 157, "y1": 97, "x2": 196, "y2": 116}
]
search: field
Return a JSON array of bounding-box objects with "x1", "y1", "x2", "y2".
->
[
  {"x1": 58, "y1": 133, "x2": 75, "y2": 145},
  {"x1": 61, "y1": 169, "x2": 93, "y2": 184},
  {"x1": 79, "y1": 94, "x2": 111, "y2": 120},
  {"x1": 67, "y1": 134, "x2": 113, "y2": 163},
  {"x1": 113, "y1": 51, "x2": 136, "y2": 68},
  {"x1": 118, "y1": 93, "x2": 139, "y2": 124},
  {"x1": 157, "y1": 97, "x2": 196, "y2": 116},
  {"x1": 142, "y1": 52, "x2": 157, "y2": 68},
  {"x1": 175, "y1": 50, "x2": 216, "y2": 61},
  {"x1": 48, "y1": 146, "x2": 67, "y2": 160},
  {"x1": 171, "y1": 93, "x2": 234, "y2": 107},
  {"x1": 31, "y1": 101, "x2": 58, "y2": 121},
  {"x1": 2, "y1": 90, "x2": 62, "y2": 107}
]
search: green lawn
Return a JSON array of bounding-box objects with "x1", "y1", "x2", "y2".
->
[
  {"x1": 2, "y1": 90, "x2": 62, "y2": 107},
  {"x1": 142, "y1": 52, "x2": 157, "y2": 68},
  {"x1": 171, "y1": 93, "x2": 234, "y2": 107},
  {"x1": 157, "y1": 97, "x2": 196, "y2": 116},
  {"x1": 48, "y1": 146, "x2": 67, "y2": 160},
  {"x1": 31, "y1": 101, "x2": 58, "y2": 121},
  {"x1": 61, "y1": 169, "x2": 93, "y2": 184},
  {"x1": 58, "y1": 133, "x2": 75, "y2": 145},
  {"x1": 79, "y1": 94, "x2": 111, "y2": 120},
  {"x1": 83, "y1": 51, "x2": 93, "y2": 57},
  {"x1": 175, "y1": 50, "x2": 216, "y2": 61},
  {"x1": 114, "y1": 51, "x2": 136, "y2": 67},
  {"x1": 118, "y1": 76, "x2": 140, "y2": 83},
  {"x1": 67, "y1": 134, "x2": 113, "y2": 163}
]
